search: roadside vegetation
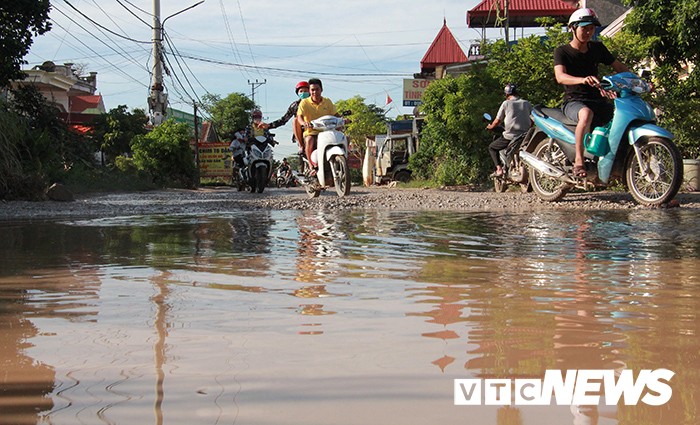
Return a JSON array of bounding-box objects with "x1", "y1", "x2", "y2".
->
[{"x1": 1, "y1": 1, "x2": 698, "y2": 199}]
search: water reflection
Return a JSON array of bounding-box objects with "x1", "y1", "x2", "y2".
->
[{"x1": 0, "y1": 208, "x2": 698, "y2": 424}]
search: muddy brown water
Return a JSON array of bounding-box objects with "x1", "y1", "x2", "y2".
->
[{"x1": 1, "y1": 208, "x2": 698, "y2": 424}]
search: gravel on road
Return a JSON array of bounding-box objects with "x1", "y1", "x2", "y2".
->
[{"x1": 1, "y1": 186, "x2": 698, "y2": 221}]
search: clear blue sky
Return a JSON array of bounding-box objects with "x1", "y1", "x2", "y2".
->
[{"x1": 27, "y1": 0, "x2": 497, "y2": 158}]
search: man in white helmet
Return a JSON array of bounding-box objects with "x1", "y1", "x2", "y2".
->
[{"x1": 554, "y1": 8, "x2": 629, "y2": 178}]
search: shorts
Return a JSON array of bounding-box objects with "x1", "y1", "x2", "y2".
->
[{"x1": 563, "y1": 100, "x2": 614, "y2": 128}]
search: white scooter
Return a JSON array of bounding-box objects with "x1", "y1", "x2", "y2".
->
[
  {"x1": 244, "y1": 133, "x2": 276, "y2": 193},
  {"x1": 295, "y1": 115, "x2": 351, "y2": 198}
]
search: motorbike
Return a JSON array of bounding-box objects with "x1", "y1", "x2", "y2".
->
[
  {"x1": 276, "y1": 169, "x2": 295, "y2": 188},
  {"x1": 520, "y1": 72, "x2": 683, "y2": 206},
  {"x1": 243, "y1": 133, "x2": 276, "y2": 194},
  {"x1": 295, "y1": 115, "x2": 351, "y2": 198},
  {"x1": 483, "y1": 112, "x2": 531, "y2": 193}
]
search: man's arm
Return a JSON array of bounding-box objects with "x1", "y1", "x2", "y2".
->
[
  {"x1": 611, "y1": 59, "x2": 629, "y2": 74},
  {"x1": 555, "y1": 64, "x2": 601, "y2": 87}
]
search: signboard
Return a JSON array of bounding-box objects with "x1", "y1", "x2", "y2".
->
[
  {"x1": 197, "y1": 141, "x2": 231, "y2": 179},
  {"x1": 468, "y1": 43, "x2": 485, "y2": 61},
  {"x1": 403, "y1": 78, "x2": 434, "y2": 107}
]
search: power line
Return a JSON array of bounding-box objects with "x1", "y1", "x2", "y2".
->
[
  {"x1": 115, "y1": 0, "x2": 153, "y2": 27},
  {"x1": 171, "y1": 52, "x2": 410, "y2": 77},
  {"x1": 48, "y1": 18, "x2": 149, "y2": 89},
  {"x1": 61, "y1": 0, "x2": 151, "y2": 44}
]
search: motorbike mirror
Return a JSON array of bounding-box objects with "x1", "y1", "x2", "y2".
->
[
  {"x1": 340, "y1": 110, "x2": 352, "y2": 117},
  {"x1": 483, "y1": 113, "x2": 492, "y2": 121}
]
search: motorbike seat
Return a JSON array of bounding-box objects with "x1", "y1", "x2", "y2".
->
[{"x1": 533, "y1": 105, "x2": 578, "y2": 126}]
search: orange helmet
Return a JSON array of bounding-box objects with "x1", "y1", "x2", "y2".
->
[{"x1": 295, "y1": 81, "x2": 310, "y2": 94}]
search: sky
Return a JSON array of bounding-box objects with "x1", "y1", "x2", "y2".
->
[{"x1": 27, "y1": 0, "x2": 500, "y2": 159}]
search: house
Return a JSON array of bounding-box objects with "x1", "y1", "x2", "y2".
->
[{"x1": 11, "y1": 61, "x2": 105, "y2": 130}]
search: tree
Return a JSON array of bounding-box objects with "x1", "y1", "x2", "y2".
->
[
  {"x1": 0, "y1": 1, "x2": 52, "y2": 87},
  {"x1": 483, "y1": 24, "x2": 571, "y2": 108},
  {"x1": 130, "y1": 119, "x2": 197, "y2": 188},
  {"x1": 334, "y1": 96, "x2": 387, "y2": 156},
  {"x1": 200, "y1": 92, "x2": 255, "y2": 140},
  {"x1": 622, "y1": 0, "x2": 700, "y2": 158},
  {"x1": 90, "y1": 106, "x2": 149, "y2": 164},
  {"x1": 409, "y1": 69, "x2": 501, "y2": 185}
]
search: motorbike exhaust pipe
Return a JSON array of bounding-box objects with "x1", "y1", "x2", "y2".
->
[{"x1": 519, "y1": 151, "x2": 575, "y2": 183}]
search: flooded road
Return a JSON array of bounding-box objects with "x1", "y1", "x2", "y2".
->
[{"x1": 1, "y1": 208, "x2": 698, "y2": 424}]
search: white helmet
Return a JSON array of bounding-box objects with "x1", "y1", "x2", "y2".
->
[{"x1": 568, "y1": 8, "x2": 601, "y2": 27}]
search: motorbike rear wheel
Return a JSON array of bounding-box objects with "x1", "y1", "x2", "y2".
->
[
  {"x1": 625, "y1": 136, "x2": 682, "y2": 205},
  {"x1": 493, "y1": 177, "x2": 507, "y2": 193},
  {"x1": 332, "y1": 155, "x2": 351, "y2": 197},
  {"x1": 529, "y1": 138, "x2": 571, "y2": 202}
]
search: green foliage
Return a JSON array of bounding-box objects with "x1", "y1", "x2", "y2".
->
[
  {"x1": 409, "y1": 70, "x2": 500, "y2": 185},
  {"x1": 90, "y1": 105, "x2": 148, "y2": 164},
  {"x1": 200, "y1": 92, "x2": 255, "y2": 140},
  {"x1": 0, "y1": 86, "x2": 96, "y2": 199},
  {"x1": 622, "y1": 0, "x2": 700, "y2": 66},
  {"x1": 483, "y1": 25, "x2": 570, "y2": 107},
  {"x1": 620, "y1": 1, "x2": 700, "y2": 158},
  {"x1": 130, "y1": 119, "x2": 197, "y2": 188},
  {"x1": 0, "y1": 1, "x2": 51, "y2": 87},
  {"x1": 334, "y1": 95, "x2": 387, "y2": 156}
]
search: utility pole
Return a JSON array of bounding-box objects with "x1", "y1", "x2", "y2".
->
[
  {"x1": 148, "y1": 0, "x2": 204, "y2": 126},
  {"x1": 248, "y1": 79, "x2": 266, "y2": 107},
  {"x1": 148, "y1": 0, "x2": 167, "y2": 126}
]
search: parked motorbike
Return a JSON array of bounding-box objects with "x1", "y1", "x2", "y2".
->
[
  {"x1": 483, "y1": 113, "x2": 531, "y2": 193},
  {"x1": 243, "y1": 133, "x2": 276, "y2": 194},
  {"x1": 520, "y1": 72, "x2": 682, "y2": 206},
  {"x1": 295, "y1": 115, "x2": 351, "y2": 198}
]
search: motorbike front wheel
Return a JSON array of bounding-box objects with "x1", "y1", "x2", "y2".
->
[
  {"x1": 332, "y1": 155, "x2": 351, "y2": 197},
  {"x1": 255, "y1": 166, "x2": 267, "y2": 194},
  {"x1": 625, "y1": 136, "x2": 682, "y2": 205},
  {"x1": 529, "y1": 138, "x2": 571, "y2": 202}
]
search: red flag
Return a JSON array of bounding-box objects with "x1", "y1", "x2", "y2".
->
[{"x1": 386, "y1": 94, "x2": 393, "y2": 105}]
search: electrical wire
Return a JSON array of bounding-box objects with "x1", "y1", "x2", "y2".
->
[{"x1": 61, "y1": 0, "x2": 151, "y2": 44}]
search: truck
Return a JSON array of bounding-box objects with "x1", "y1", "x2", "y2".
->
[{"x1": 364, "y1": 118, "x2": 423, "y2": 185}]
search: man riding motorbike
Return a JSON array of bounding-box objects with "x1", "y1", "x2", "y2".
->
[
  {"x1": 554, "y1": 7, "x2": 629, "y2": 178},
  {"x1": 485, "y1": 83, "x2": 533, "y2": 178},
  {"x1": 296, "y1": 78, "x2": 338, "y2": 175}
]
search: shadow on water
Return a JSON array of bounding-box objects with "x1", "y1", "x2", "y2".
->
[{"x1": 0, "y1": 208, "x2": 698, "y2": 424}]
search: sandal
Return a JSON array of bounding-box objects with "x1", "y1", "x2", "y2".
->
[{"x1": 572, "y1": 165, "x2": 587, "y2": 178}]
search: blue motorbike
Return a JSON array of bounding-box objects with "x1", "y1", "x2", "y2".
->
[{"x1": 519, "y1": 72, "x2": 683, "y2": 206}]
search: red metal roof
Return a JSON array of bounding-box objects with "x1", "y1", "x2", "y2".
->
[
  {"x1": 467, "y1": 0, "x2": 577, "y2": 27},
  {"x1": 420, "y1": 21, "x2": 468, "y2": 70},
  {"x1": 69, "y1": 95, "x2": 104, "y2": 113}
]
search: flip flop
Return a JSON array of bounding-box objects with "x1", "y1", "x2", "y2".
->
[{"x1": 573, "y1": 165, "x2": 587, "y2": 178}]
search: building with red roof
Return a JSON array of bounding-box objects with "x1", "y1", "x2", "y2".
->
[{"x1": 419, "y1": 19, "x2": 468, "y2": 78}]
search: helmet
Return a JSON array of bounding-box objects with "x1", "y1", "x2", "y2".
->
[
  {"x1": 568, "y1": 8, "x2": 601, "y2": 27},
  {"x1": 295, "y1": 81, "x2": 309, "y2": 94},
  {"x1": 252, "y1": 110, "x2": 262, "y2": 119},
  {"x1": 504, "y1": 83, "x2": 517, "y2": 96}
]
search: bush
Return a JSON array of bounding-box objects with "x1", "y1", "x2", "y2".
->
[{"x1": 130, "y1": 119, "x2": 197, "y2": 188}]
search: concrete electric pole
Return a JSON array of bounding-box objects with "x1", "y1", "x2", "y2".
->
[
  {"x1": 148, "y1": 0, "x2": 204, "y2": 126},
  {"x1": 148, "y1": 0, "x2": 166, "y2": 125}
]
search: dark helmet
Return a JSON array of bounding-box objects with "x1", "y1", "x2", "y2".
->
[
  {"x1": 252, "y1": 109, "x2": 262, "y2": 119},
  {"x1": 295, "y1": 81, "x2": 310, "y2": 94},
  {"x1": 504, "y1": 83, "x2": 518, "y2": 96},
  {"x1": 568, "y1": 8, "x2": 601, "y2": 28}
]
